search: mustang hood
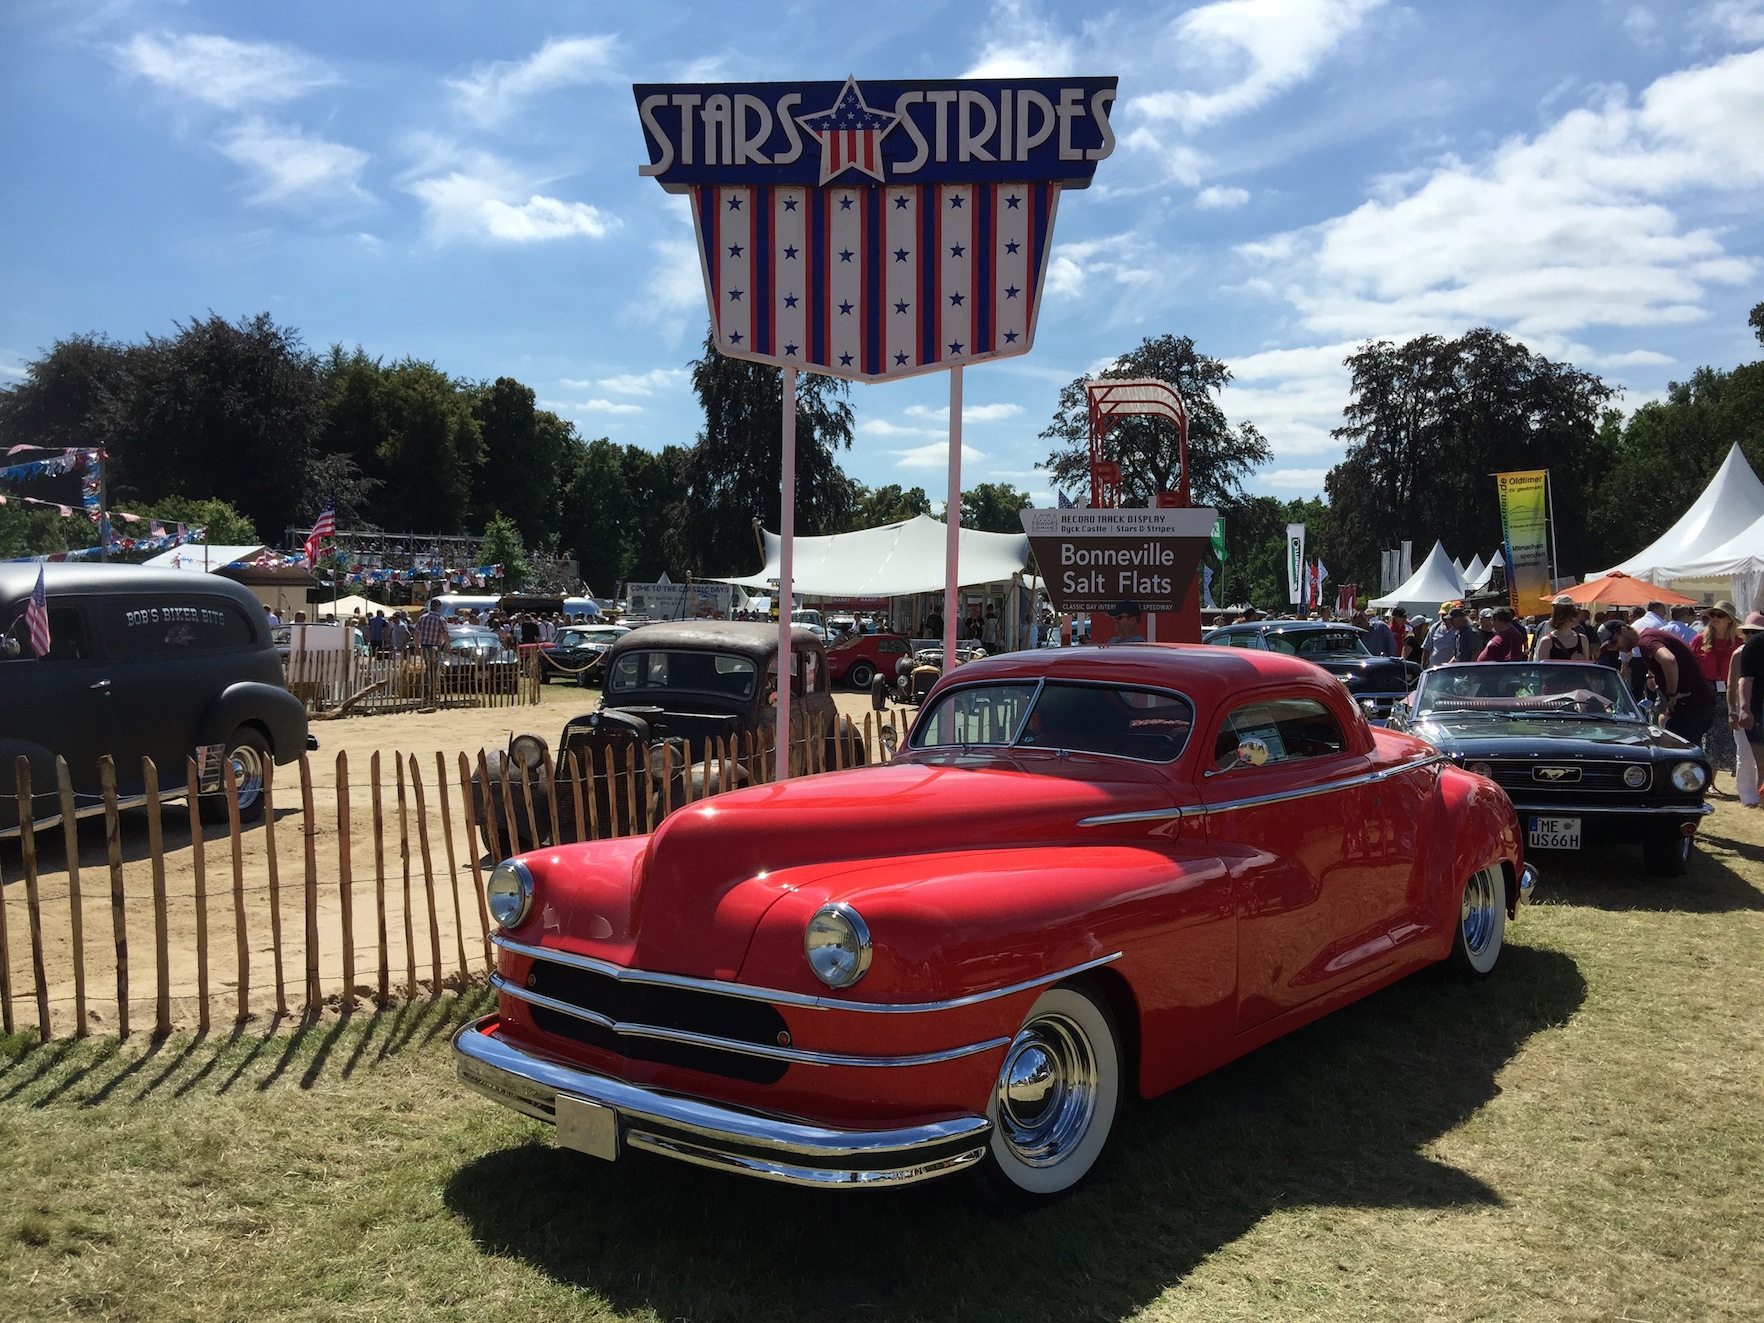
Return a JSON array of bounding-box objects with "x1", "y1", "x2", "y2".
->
[
  {"x1": 625, "y1": 758, "x2": 1164, "y2": 980},
  {"x1": 1414, "y1": 715, "x2": 1672, "y2": 757}
]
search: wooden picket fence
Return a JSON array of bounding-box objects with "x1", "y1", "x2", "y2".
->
[
  {"x1": 283, "y1": 644, "x2": 543, "y2": 717},
  {"x1": 0, "y1": 710, "x2": 911, "y2": 1042}
]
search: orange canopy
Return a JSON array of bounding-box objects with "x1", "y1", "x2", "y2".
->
[{"x1": 1536, "y1": 571, "x2": 1699, "y2": 611}]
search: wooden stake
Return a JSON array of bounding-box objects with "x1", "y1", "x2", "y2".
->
[
  {"x1": 336, "y1": 751, "x2": 355, "y2": 1005},
  {"x1": 54, "y1": 758, "x2": 86, "y2": 1037},
  {"x1": 185, "y1": 758, "x2": 211, "y2": 1033},
  {"x1": 434, "y1": 751, "x2": 469, "y2": 980},
  {"x1": 371, "y1": 752, "x2": 389, "y2": 1005},
  {"x1": 458, "y1": 753, "x2": 493, "y2": 969},
  {"x1": 143, "y1": 760, "x2": 171, "y2": 1037},
  {"x1": 408, "y1": 755, "x2": 443, "y2": 996},
  {"x1": 517, "y1": 759, "x2": 542, "y2": 849},
  {"x1": 497, "y1": 755, "x2": 522, "y2": 856},
  {"x1": 660, "y1": 742, "x2": 674, "y2": 822},
  {"x1": 540, "y1": 747, "x2": 562, "y2": 846},
  {"x1": 14, "y1": 759, "x2": 50, "y2": 1040},
  {"x1": 601, "y1": 746, "x2": 620, "y2": 837},
  {"x1": 262, "y1": 760, "x2": 286, "y2": 1017},
  {"x1": 578, "y1": 748, "x2": 601, "y2": 840},
  {"x1": 564, "y1": 750, "x2": 589, "y2": 843},
  {"x1": 298, "y1": 755, "x2": 321, "y2": 1012},
  {"x1": 395, "y1": 753, "x2": 416, "y2": 1000},
  {"x1": 99, "y1": 757, "x2": 128, "y2": 1038},
  {"x1": 222, "y1": 759, "x2": 250, "y2": 1023},
  {"x1": 863, "y1": 713, "x2": 873, "y2": 763},
  {"x1": 679, "y1": 740, "x2": 695, "y2": 807}
]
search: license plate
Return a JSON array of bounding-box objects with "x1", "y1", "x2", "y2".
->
[
  {"x1": 554, "y1": 1094, "x2": 620, "y2": 1161},
  {"x1": 1527, "y1": 815, "x2": 1581, "y2": 850}
]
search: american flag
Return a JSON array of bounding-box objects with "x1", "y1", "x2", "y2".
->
[
  {"x1": 26, "y1": 565, "x2": 50, "y2": 657},
  {"x1": 795, "y1": 77, "x2": 899, "y2": 186},
  {"x1": 1057, "y1": 490, "x2": 1074, "y2": 509},
  {"x1": 303, "y1": 500, "x2": 336, "y2": 569},
  {"x1": 694, "y1": 181, "x2": 1058, "y2": 382}
]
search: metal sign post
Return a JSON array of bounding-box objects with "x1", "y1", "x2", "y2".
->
[{"x1": 637, "y1": 76, "x2": 1118, "y2": 773}]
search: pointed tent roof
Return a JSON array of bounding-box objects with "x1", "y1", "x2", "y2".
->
[
  {"x1": 1598, "y1": 444, "x2": 1764, "y2": 583},
  {"x1": 1463, "y1": 553, "x2": 1488, "y2": 589},
  {"x1": 713, "y1": 513, "x2": 1029, "y2": 595},
  {"x1": 1452, "y1": 557, "x2": 1467, "y2": 581},
  {"x1": 1369, "y1": 540, "x2": 1465, "y2": 611},
  {"x1": 1649, "y1": 506, "x2": 1764, "y2": 579}
]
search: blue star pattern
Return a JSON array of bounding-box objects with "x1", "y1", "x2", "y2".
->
[{"x1": 793, "y1": 77, "x2": 900, "y2": 186}]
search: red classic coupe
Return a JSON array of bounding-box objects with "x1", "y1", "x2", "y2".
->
[{"x1": 454, "y1": 645, "x2": 1534, "y2": 1199}]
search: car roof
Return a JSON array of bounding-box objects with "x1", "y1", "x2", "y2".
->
[
  {"x1": 607, "y1": 619, "x2": 820, "y2": 661},
  {"x1": 934, "y1": 642, "x2": 1344, "y2": 711},
  {"x1": 0, "y1": 562, "x2": 266, "y2": 610}
]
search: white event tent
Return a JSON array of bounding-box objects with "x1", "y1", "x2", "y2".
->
[
  {"x1": 1369, "y1": 540, "x2": 1466, "y2": 615},
  {"x1": 1597, "y1": 445, "x2": 1764, "y2": 581},
  {"x1": 718, "y1": 513, "x2": 1029, "y2": 596},
  {"x1": 1462, "y1": 553, "x2": 1489, "y2": 591}
]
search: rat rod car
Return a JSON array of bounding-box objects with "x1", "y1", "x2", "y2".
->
[
  {"x1": 455, "y1": 645, "x2": 1534, "y2": 1198},
  {"x1": 1389, "y1": 660, "x2": 1711, "y2": 877},
  {"x1": 471, "y1": 620, "x2": 863, "y2": 850}
]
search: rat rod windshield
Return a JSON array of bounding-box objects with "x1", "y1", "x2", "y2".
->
[{"x1": 912, "y1": 679, "x2": 1195, "y2": 763}]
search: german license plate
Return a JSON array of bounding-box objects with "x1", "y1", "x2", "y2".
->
[
  {"x1": 554, "y1": 1094, "x2": 620, "y2": 1161},
  {"x1": 1527, "y1": 816, "x2": 1581, "y2": 850}
]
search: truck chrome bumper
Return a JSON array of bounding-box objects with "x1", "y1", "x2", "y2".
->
[{"x1": 453, "y1": 1016, "x2": 991, "y2": 1189}]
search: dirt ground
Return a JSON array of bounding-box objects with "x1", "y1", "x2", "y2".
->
[{"x1": 0, "y1": 683, "x2": 908, "y2": 1038}]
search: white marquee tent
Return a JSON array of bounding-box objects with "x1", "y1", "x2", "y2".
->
[
  {"x1": 717, "y1": 513, "x2": 1030, "y2": 597},
  {"x1": 1462, "y1": 553, "x2": 1489, "y2": 591},
  {"x1": 1597, "y1": 445, "x2": 1764, "y2": 582},
  {"x1": 1369, "y1": 540, "x2": 1466, "y2": 614}
]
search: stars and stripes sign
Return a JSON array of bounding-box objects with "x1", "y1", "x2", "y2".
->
[
  {"x1": 303, "y1": 501, "x2": 336, "y2": 570},
  {"x1": 26, "y1": 565, "x2": 51, "y2": 657},
  {"x1": 693, "y1": 181, "x2": 1058, "y2": 383}
]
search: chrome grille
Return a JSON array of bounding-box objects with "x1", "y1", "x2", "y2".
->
[{"x1": 1475, "y1": 759, "x2": 1648, "y2": 792}]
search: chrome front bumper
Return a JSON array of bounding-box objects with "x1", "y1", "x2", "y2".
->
[
  {"x1": 453, "y1": 1016, "x2": 991, "y2": 1189},
  {"x1": 1518, "y1": 862, "x2": 1539, "y2": 908}
]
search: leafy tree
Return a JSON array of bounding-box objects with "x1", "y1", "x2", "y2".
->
[
  {"x1": 849, "y1": 483, "x2": 933, "y2": 528},
  {"x1": 125, "y1": 496, "x2": 257, "y2": 547},
  {"x1": 370, "y1": 359, "x2": 482, "y2": 534},
  {"x1": 673, "y1": 330, "x2": 855, "y2": 576},
  {"x1": 479, "y1": 510, "x2": 532, "y2": 590},
  {"x1": 1215, "y1": 495, "x2": 1333, "y2": 609},
  {"x1": 470, "y1": 377, "x2": 569, "y2": 545},
  {"x1": 556, "y1": 437, "x2": 631, "y2": 595},
  {"x1": 1324, "y1": 329, "x2": 1613, "y2": 587},
  {"x1": 1751, "y1": 298, "x2": 1763, "y2": 347},
  {"x1": 623, "y1": 444, "x2": 687, "y2": 581},
  {"x1": 1039, "y1": 333, "x2": 1271, "y2": 508},
  {"x1": 960, "y1": 482, "x2": 1032, "y2": 533},
  {"x1": 0, "y1": 333, "x2": 136, "y2": 453}
]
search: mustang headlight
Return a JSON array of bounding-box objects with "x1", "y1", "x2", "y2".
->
[
  {"x1": 1671, "y1": 761, "x2": 1708, "y2": 792},
  {"x1": 1468, "y1": 761, "x2": 1494, "y2": 779},
  {"x1": 804, "y1": 904, "x2": 872, "y2": 989},
  {"x1": 485, "y1": 859, "x2": 534, "y2": 929},
  {"x1": 1623, "y1": 764, "x2": 1649, "y2": 788}
]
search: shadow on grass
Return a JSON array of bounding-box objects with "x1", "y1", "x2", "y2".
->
[
  {"x1": 442, "y1": 945, "x2": 1585, "y2": 1323},
  {"x1": 1533, "y1": 834, "x2": 1764, "y2": 913},
  {"x1": 0, "y1": 990, "x2": 494, "y2": 1106}
]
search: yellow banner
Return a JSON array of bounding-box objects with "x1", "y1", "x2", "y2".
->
[{"x1": 1495, "y1": 469, "x2": 1550, "y2": 609}]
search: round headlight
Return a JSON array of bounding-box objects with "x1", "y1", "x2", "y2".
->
[
  {"x1": 509, "y1": 734, "x2": 548, "y2": 771},
  {"x1": 486, "y1": 859, "x2": 534, "y2": 929},
  {"x1": 804, "y1": 904, "x2": 872, "y2": 989},
  {"x1": 1671, "y1": 761, "x2": 1708, "y2": 792},
  {"x1": 1468, "y1": 761, "x2": 1494, "y2": 779},
  {"x1": 1623, "y1": 764, "x2": 1649, "y2": 788}
]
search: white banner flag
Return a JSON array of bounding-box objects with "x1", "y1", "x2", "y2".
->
[{"x1": 1286, "y1": 524, "x2": 1307, "y2": 605}]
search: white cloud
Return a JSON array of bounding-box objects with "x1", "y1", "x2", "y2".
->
[
  {"x1": 219, "y1": 119, "x2": 369, "y2": 205},
  {"x1": 593, "y1": 367, "x2": 690, "y2": 395},
  {"x1": 859, "y1": 418, "x2": 941, "y2": 438},
  {"x1": 638, "y1": 237, "x2": 708, "y2": 324},
  {"x1": 965, "y1": 0, "x2": 1084, "y2": 76},
  {"x1": 1044, "y1": 233, "x2": 1168, "y2": 300},
  {"x1": 450, "y1": 35, "x2": 618, "y2": 126},
  {"x1": 1701, "y1": 0, "x2": 1764, "y2": 42},
  {"x1": 904, "y1": 403, "x2": 1024, "y2": 423},
  {"x1": 890, "y1": 441, "x2": 989, "y2": 468},
  {"x1": 1259, "y1": 467, "x2": 1331, "y2": 490},
  {"x1": 116, "y1": 32, "x2": 336, "y2": 109},
  {"x1": 401, "y1": 140, "x2": 615, "y2": 244},
  {"x1": 549, "y1": 397, "x2": 643, "y2": 415},
  {"x1": 1197, "y1": 185, "x2": 1250, "y2": 209}
]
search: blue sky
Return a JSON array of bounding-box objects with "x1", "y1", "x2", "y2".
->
[{"x1": 3, "y1": 0, "x2": 1761, "y2": 504}]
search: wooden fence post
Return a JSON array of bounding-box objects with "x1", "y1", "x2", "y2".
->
[
  {"x1": 408, "y1": 755, "x2": 444, "y2": 996},
  {"x1": 54, "y1": 758, "x2": 86, "y2": 1036},
  {"x1": 371, "y1": 752, "x2": 389, "y2": 1005},
  {"x1": 184, "y1": 759, "x2": 211, "y2": 1034},
  {"x1": 143, "y1": 760, "x2": 171, "y2": 1037},
  {"x1": 298, "y1": 755, "x2": 321, "y2": 1013},
  {"x1": 660, "y1": 743, "x2": 674, "y2": 822},
  {"x1": 0, "y1": 775, "x2": 13, "y2": 1036},
  {"x1": 336, "y1": 751, "x2": 355, "y2": 1005},
  {"x1": 99, "y1": 757, "x2": 128, "y2": 1038},
  {"x1": 565, "y1": 751, "x2": 589, "y2": 843},
  {"x1": 540, "y1": 748, "x2": 563, "y2": 846},
  {"x1": 434, "y1": 752, "x2": 470, "y2": 981},
  {"x1": 262, "y1": 760, "x2": 286, "y2": 1017},
  {"x1": 458, "y1": 753, "x2": 493, "y2": 968},
  {"x1": 13, "y1": 759, "x2": 51, "y2": 1040},
  {"x1": 222, "y1": 760, "x2": 250, "y2": 1023},
  {"x1": 395, "y1": 754, "x2": 416, "y2": 1000}
]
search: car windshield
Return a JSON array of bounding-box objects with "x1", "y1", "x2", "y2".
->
[
  {"x1": 912, "y1": 681, "x2": 1194, "y2": 762},
  {"x1": 1411, "y1": 663, "x2": 1640, "y2": 720},
  {"x1": 1265, "y1": 629, "x2": 1370, "y2": 657},
  {"x1": 450, "y1": 630, "x2": 503, "y2": 654},
  {"x1": 607, "y1": 649, "x2": 758, "y2": 700}
]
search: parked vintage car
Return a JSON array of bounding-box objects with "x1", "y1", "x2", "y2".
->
[
  {"x1": 0, "y1": 565, "x2": 311, "y2": 833},
  {"x1": 871, "y1": 638, "x2": 990, "y2": 708},
  {"x1": 1389, "y1": 660, "x2": 1711, "y2": 876},
  {"x1": 532, "y1": 623, "x2": 629, "y2": 685},
  {"x1": 440, "y1": 624, "x2": 523, "y2": 694},
  {"x1": 471, "y1": 621, "x2": 863, "y2": 849},
  {"x1": 454, "y1": 644, "x2": 1533, "y2": 1198},
  {"x1": 1202, "y1": 619, "x2": 1417, "y2": 722},
  {"x1": 825, "y1": 630, "x2": 912, "y2": 689}
]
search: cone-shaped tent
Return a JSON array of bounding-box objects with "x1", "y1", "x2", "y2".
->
[
  {"x1": 1369, "y1": 541, "x2": 1466, "y2": 613},
  {"x1": 1463, "y1": 553, "x2": 1488, "y2": 590},
  {"x1": 1597, "y1": 444, "x2": 1764, "y2": 582}
]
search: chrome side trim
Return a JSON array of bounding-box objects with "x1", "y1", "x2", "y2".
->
[
  {"x1": 492, "y1": 973, "x2": 1011, "y2": 1067},
  {"x1": 1510, "y1": 801, "x2": 1712, "y2": 817},
  {"x1": 1077, "y1": 806, "x2": 1190, "y2": 828},
  {"x1": 492, "y1": 934, "x2": 1121, "y2": 1015},
  {"x1": 453, "y1": 1018, "x2": 991, "y2": 1188},
  {"x1": 1201, "y1": 753, "x2": 1450, "y2": 817}
]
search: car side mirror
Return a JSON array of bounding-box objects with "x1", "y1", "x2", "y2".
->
[{"x1": 1208, "y1": 737, "x2": 1270, "y2": 776}]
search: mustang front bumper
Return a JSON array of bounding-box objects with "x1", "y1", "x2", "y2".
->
[{"x1": 453, "y1": 1015, "x2": 992, "y2": 1188}]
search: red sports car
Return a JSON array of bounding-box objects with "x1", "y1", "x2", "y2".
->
[
  {"x1": 454, "y1": 645, "x2": 1533, "y2": 1198},
  {"x1": 823, "y1": 630, "x2": 913, "y2": 689}
]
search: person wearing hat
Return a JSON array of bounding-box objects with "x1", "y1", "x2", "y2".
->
[
  {"x1": 1727, "y1": 611, "x2": 1764, "y2": 807},
  {"x1": 1102, "y1": 601, "x2": 1146, "y2": 646},
  {"x1": 1694, "y1": 602, "x2": 1743, "y2": 785},
  {"x1": 1362, "y1": 608, "x2": 1398, "y2": 657},
  {"x1": 1426, "y1": 606, "x2": 1475, "y2": 668}
]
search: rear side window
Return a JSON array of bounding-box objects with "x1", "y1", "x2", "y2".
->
[
  {"x1": 1214, "y1": 697, "x2": 1346, "y2": 768},
  {"x1": 101, "y1": 598, "x2": 258, "y2": 653},
  {"x1": 0, "y1": 604, "x2": 95, "y2": 663}
]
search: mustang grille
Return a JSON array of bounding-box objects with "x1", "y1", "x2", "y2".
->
[
  {"x1": 526, "y1": 958, "x2": 789, "y2": 1085},
  {"x1": 1477, "y1": 759, "x2": 1649, "y2": 792}
]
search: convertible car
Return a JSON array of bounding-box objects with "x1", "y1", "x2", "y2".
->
[
  {"x1": 1389, "y1": 661, "x2": 1711, "y2": 876},
  {"x1": 454, "y1": 646, "x2": 1533, "y2": 1198}
]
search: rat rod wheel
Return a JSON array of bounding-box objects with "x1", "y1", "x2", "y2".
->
[
  {"x1": 982, "y1": 985, "x2": 1121, "y2": 1200},
  {"x1": 1449, "y1": 865, "x2": 1506, "y2": 978}
]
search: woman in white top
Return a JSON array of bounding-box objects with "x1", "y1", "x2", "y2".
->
[{"x1": 1533, "y1": 599, "x2": 1591, "y2": 661}]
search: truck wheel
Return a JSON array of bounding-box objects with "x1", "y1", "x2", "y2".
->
[
  {"x1": 848, "y1": 661, "x2": 875, "y2": 690},
  {"x1": 201, "y1": 727, "x2": 271, "y2": 824}
]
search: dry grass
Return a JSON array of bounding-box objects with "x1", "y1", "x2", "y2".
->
[{"x1": 0, "y1": 803, "x2": 1759, "y2": 1322}]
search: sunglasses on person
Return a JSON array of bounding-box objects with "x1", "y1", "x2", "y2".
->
[{"x1": 1710, "y1": 611, "x2": 1730, "y2": 620}]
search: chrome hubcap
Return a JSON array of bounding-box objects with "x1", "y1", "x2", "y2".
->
[
  {"x1": 229, "y1": 745, "x2": 265, "y2": 810},
  {"x1": 995, "y1": 1013, "x2": 1098, "y2": 1167},
  {"x1": 1461, "y1": 868, "x2": 1498, "y2": 956}
]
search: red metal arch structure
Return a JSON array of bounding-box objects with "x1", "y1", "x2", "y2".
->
[{"x1": 1086, "y1": 378, "x2": 1190, "y2": 509}]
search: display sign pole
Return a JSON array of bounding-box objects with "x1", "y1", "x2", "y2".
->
[
  {"x1": 778, "y1": 366, "x2": 797, "y2": 774},
  {"x1": 945, "y1": 365, "x2": 963, "y2": 672}
]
